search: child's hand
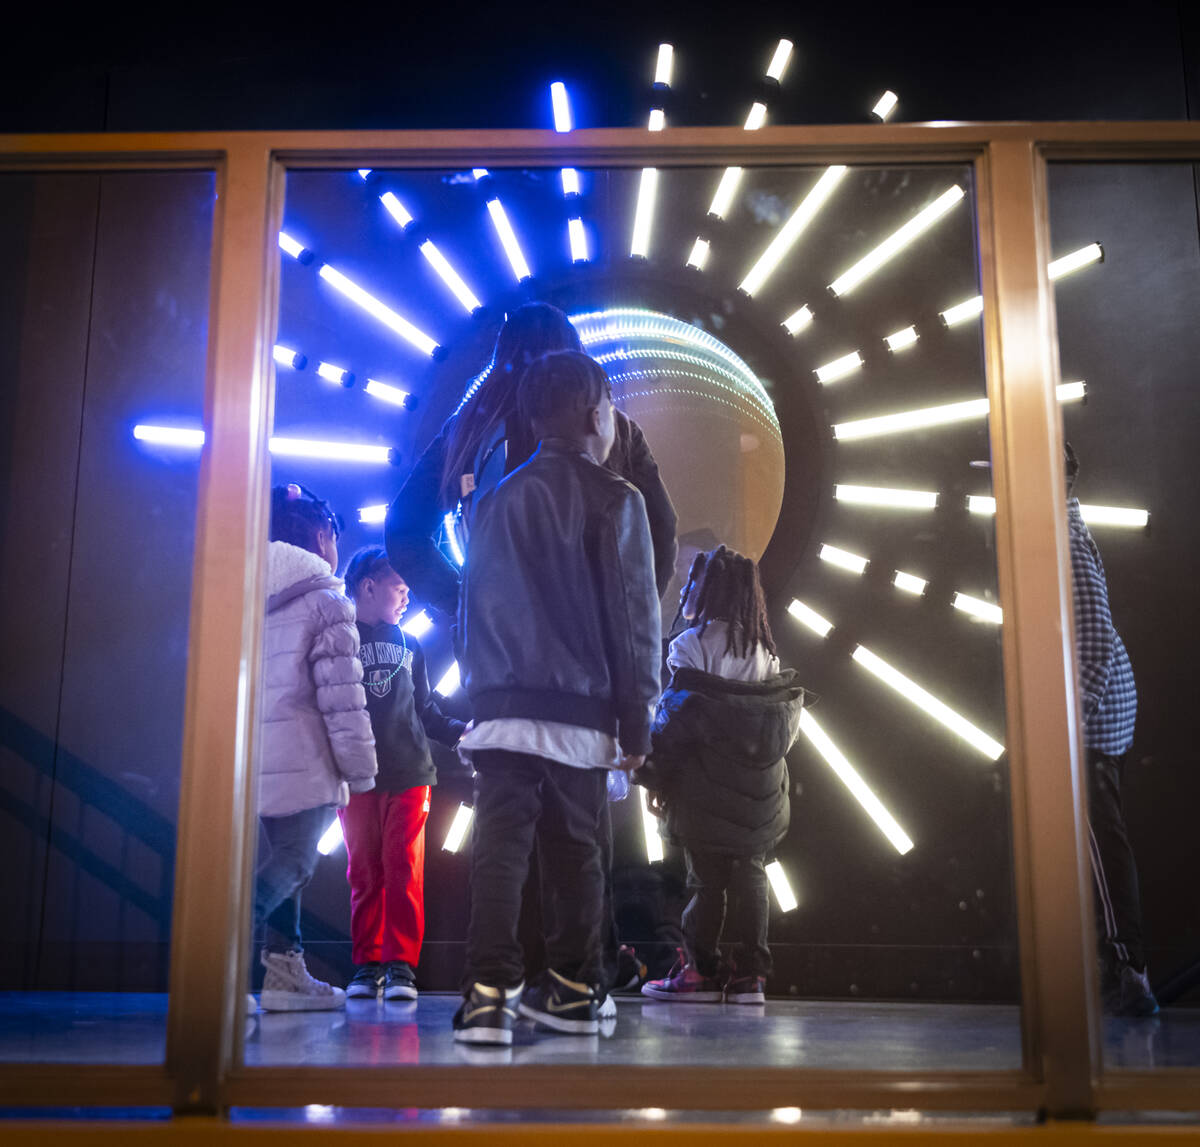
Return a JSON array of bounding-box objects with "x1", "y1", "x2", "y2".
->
[
  {"x1": 646, "y1": 791, "x2": 666, "y2": 818},
  {"x1": 619, "y1": 753, "x2": 646, "y2": 773}
]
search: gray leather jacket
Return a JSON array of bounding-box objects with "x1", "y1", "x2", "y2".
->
[{"x1": 258, "y1": 541, "x2": 377, "y2": 817}]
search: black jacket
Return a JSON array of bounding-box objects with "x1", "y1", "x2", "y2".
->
[
  {"x1": 638, "y1": 666, "x2": 806, "y2": 856},
  {"x1": 385, "y1": 409, "x2": 678, "y2": 617},
  {"x1": 356, "y1": 622, "x2": 465, "y2": 791},
  {"x1": 460, "y1": 441, "x2": 662, "y2": 757}
]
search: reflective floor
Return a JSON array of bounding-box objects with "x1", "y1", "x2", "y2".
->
[{"x1": 2, "y1": 992, "x2": 1198, "y2": 1070}]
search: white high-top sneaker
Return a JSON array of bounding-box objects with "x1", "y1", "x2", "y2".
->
[{"x1": 260, "y1": 949, "x2": 347, "y2": 1012}]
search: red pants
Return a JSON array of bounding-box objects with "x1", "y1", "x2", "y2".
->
[{"x1": 338, "y1": 786, "x2": 430, "y2": 966}]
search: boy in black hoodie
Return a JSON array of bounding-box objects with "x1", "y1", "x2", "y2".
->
[{"x1": 341, "y1": 547, "x2": 466, "y2": 1001}]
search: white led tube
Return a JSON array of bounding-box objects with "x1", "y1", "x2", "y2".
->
[
  {"x1": 744, "y1": 102, "x2": 768, "y2": 130},
  {"x1": 550, "y1": 81, "x2": 572, "y2": 133},
  {"x1": 686, "y1": 238, "x2": 710, "y2": 270},
  {"x1": 317, "y1": 361, "x2": 351, "y2": 385},
  {"x1": 379, "y1": 192, "x2": 414, "y2": 230},
  {"x1": 654, "y1": 43, "x2": 674, "y2": 87},
  {"x1": 782, "y1": 306, "x2": 813, "y2": 335},
  {"x1": 631, "y1": 169, "x2": 659, "y2": 259},
  {"x1": 133, "y1": 425, "x2": 206, "y2": 448},
  {"x1": 317, "y1": 817, "x2": 344, "y2": 856},
  {"x1": 1048, "y1": 242, "x2": 1103, "y2": 281},
  {"x1": 708, "y1": 167, "x2": 744, "y2": 219},
  {"x1": 358, "y1": 504, "x2": 388, "y2": 524},
  {"x1": 270, "y1": 437, "x2": 391, "y2": 463},
  {"x1": 273, "y1": 345, "x2": 303, "y2": 368},
  {"x1": 884, "y1": 326, "x2": 919, "y2": 351},
  {"x1": 1079, "y1": 504, "x2": 1150, "y2": 528},
  {"x1": 420, "y1": 240, "x2": 483, "y2": 312},
  {"x1": 893, "y1": 571, "x2": 927, "y2": 595},
  {"x1": 814, "y1": 350, "x2": 864, "y2": 384},
  {"x1": 318, "y1": 264, "x2": 439, "y2": 356},
  {"x1": 434, "y1": 661, "x2": 461, "y2": 697},
  {"x1": 851, "y1": 645, "x2": 1005, "y2": 760},
  {"x1": 819, "y1": 543, "x2": 869, "y2": 574},
  {"x1": 829, "y1": 186, "x2": 966, "y2": 296},
  {"x1": 952, "y1": 592, "x2": 1003, "y2": 625},
  {"x1": 561, "y1": 167, "x2": 581, "y2": 197},
  {"x1": 641, "y1": 787, "x2": 664, "y2": 863},
  {"x1": 787, "y1": 599, "x2": 833, "y2": 638},
  {"x1": 402, "y1": 610, "x2": 433, "y2": 639},
  {"x1": 765, "y1": 860, "x2": 798, "y2": 912},
  {"x1": 486, "y1": 199, "x2": 533, "y2": 282},
  {"x1": 872, "y1": 91, "x2": 899, "y2": 121},
  {"x1": 364, "y1": 379, "x2": 411, "y2": 407},
  {"x1": 967, "y1": 495, "x2": 997, "y2": 515},
  {"x1": 443, "y1": 511, "x2": 465, "y2": 566},
  {"x1": 835, "y1": 485, "x2": 939, "y2": 509},
  {"x1": 739, "y1": 166, "x2": 848, "y2": 296},
  {"x1": 940, "y1": 295, "x2": 984, "y2": 326},
  {"x1": 648, "y1": 108, "x2": 666, "y2": 131},
  {"x1": 568, "y1": 218, "x2": 589, "y2": 263},
  {"x1": 278, "y1": 232, "x2": 307, "y2": 259},
  {"x1": 443, "y1": 804, "x2": 474, "y2": 853},
  {"x1": 765, "y1": 39, "x2": 794, "y2": 82},
  {"x1": 799, "y1": 709, "x2": 915, "y2": 854}
]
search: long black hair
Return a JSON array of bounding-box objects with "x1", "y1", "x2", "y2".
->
[
  {"x1": 440, "y1": 302, "x2": 582, "y2": 504},
  {"x1": 269, "y1": 483, "x2": 340, "y2": 556},
  {"x1": 683, "y1": 545, "x2": 776, "y2": 659}
]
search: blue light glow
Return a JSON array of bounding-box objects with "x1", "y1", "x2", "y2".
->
[
  {"x1": 357, "y1": 169, "x2": 372, "y2": 180},
  {"x1": 133, "y1": 425, "x2": 396, "y2": 463},
  {"x1": 359, "y1": 504, "x2": 388, "y2": 524},
  {"x1": 133, "y1": 424, "x2": 206, "y2": 448},
  {"x1": 568, "y1": 218, "x2": 589, "y2": 263},
  {"x1": 443, "y1": 511, "x2": 465, "y2": 566},
  {"x1": 317, "y1": 361, "x2": 353, "y2": 386},
  {"x1": 472, "y1": 169, "x2": 489, "y2": 180},
  {"x1": 273, "y1": 345, "x2": 305, "y2": 369},
  {"x1": 278, "y1": 232, "x2": 308, "y2": 260},
  {"x1": 317, "y1": 264, "x2": 440, "y2": 357},
  {"x1": 550, "y1": 81, "x2": 573, "y2": 133},
  {"x1": 561, "y1": 168, "x2": 581, "y2": 197},
  {"x1": 486, "y1": 199, "x2": 533, "y2": 281},
  {"x1": 402, "y1": 610, "x2": 434, "y2": 639},
  {"x1": 364, "y1": 379, "x2": 411, "y2": 407},
  {"x1": 420, "y1": 240, "x2": 483, "y2": 312},
  {"x1": 379, "y1": 192, "x2": 414, "y2": 230},
  {"x1": 630, "y1": 169, "x2": 658, "y2": 259}
]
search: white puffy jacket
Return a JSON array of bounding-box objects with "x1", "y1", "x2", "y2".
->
[{"x1": 257, "y1": 541, "x2": 377, "y2": 817}]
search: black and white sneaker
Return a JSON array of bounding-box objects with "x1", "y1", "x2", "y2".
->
[
  {"x1": 383, "y1": 961, "x2": 418, "y2": 1001},
  {"x1": 452, "y1": 981, "x2": 523, "y2": 1045},
  {"x1": 345, "y1": 963, "x2": 384, "y2": 999},
  {"x1": 519, "y1": 969, "x2": 600, "y2": 1035}
]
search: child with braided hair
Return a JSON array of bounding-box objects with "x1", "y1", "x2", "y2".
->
[
  {"x1": 253, "y1": 483, "x2": 377, "y2": 1012},
  {"x1": 637, "y1": 546, "x2": 806, "y2": 1004}
]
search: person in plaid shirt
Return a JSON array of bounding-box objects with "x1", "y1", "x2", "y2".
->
[{"x1": 1067, "y1": 442, "x2": 1158, "y2": 1018}]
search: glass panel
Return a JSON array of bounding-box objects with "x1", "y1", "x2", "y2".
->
[
  {"x1": 0, "y1": 171, "x2": 214, "y2": 1063},
  {"x1": 241, "y1": 160, "x2": 1021, "y2": 1074},
  {"x1": 1048, "y1": 161, "x2": 1200, "y2": 1069}
]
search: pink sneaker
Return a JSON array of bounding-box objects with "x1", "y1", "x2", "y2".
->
[{"x1": 640, "y1": 951, "x2": 724, "y2": 1003}]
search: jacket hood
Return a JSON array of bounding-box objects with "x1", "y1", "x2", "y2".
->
[
  {"x1": 668, "y1": 665, "x2": 807, "y2": 705},
  {"x1": 266, "y1": 540, "x2": 342, "y2": 611}
]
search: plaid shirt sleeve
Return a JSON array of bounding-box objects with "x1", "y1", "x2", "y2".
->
[{"x1": 1068, "y1": 499, "x2": 1114, "y2": 722}]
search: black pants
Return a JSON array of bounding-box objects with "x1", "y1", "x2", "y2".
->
[
  {"x1": 1086, "y1": 748, "x2": 1147, "y2": 973},
  {"x1": 465, "y1": 749, "x2": 607, "y2": 990},
  {"x1": 682, "y1": 849, "x2": 771, "y2": 978}
]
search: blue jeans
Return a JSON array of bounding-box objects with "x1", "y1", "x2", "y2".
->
[{"x1": 254, "y1": 806, "x2": 332, "y2": 953}]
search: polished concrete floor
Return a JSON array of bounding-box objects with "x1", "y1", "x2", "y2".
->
[{"x1": 2, "y1": 991, "x2": 1198, "y2": 1071}]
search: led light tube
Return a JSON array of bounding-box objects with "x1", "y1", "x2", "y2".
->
[
  {"x1": 833, "y1": 397, "x2": 988, "y2": 440},
  {"x1": 872, "y1": 90, "x2": 899, "y2": 121},
  {"x1": 686, "y1": 238, "x2": 710, "y2": 270},
  {"x1": 708, "y1": 167, "x2": 744, "y2": 219},
  {"x1": 799, "y1": 709, "x2": 915, "y2": 854},
  {"x1": 434, "y1": 661, "x2": 461, "y2": 697},
  {"x1": 568, "y1": 218, "x2": 589, "y2": 263},
  {"x1": 648, "y1": 108, "x2": 666, "y2": 131},
  {"x1": 631, "y1": 169, "x2": 659, "y2": 259},
  {"x1": 739, "y1": 166, "x2": 848, "y2": 296},
  {"x1": 744, "y1": 102, "x2": 767, "y2": 131},
  {"x1": 782, "y1": 306, "x2": 813, "y2": 335},
  {"x1": 829, "y1": 185, "x2": 966, "y2": 297},
  {"x1": 133, "y1": 425, "x2": 206, "y2": 448},
  {"x1": 851, "y1": 644, "x2": 1005, "y2": 760},
  {"x1": 273, "y1": 345, "x2": 304, "y2": 369},
  {"x1": 814, "y1": 350, "x2": 864, "y2": 384},
  {"x1": 1057, "y1": 381, "x2": 1087, "y2": 403},
  {"x1": 940, "y1": 295, "x2": 984, "y2": 326},
  {"x1": 402, "y1": 610, "x2": 433, "y2": 639},
  {"x1": 765, "y1": 860, "x2": 798, "y2": 912},
  {"x1": 364, "y1": 379, "x2": 411, "y2": 407},
  {"x1": 1048, "y1": 242, "x2": 1103, "y2": 281},
  {"x1": 787, "y1": 599, "x2": 833, "y2": 638},
  {"x1": 318, "y1": 264, "x2": 439, "y2": 357},
  {"x1": 819, "y1": 543, "x2": 869, "y2": 574},
  {"x1": 358, "y1": 504, "x2": 388, "y2": 524},
  {"x1": 134, "y1": 425, "x2": 394, "y2": 463},
  {"x1": 967, "y1": 495, "x2": 997, "y2": 515},
  {"x1": 893, "y1": 571, "x2": 928, "y2": 596},
  {"x1": 269, "y1": 437, "x2": 391, "y2": 463},
  {"x1": 655, "y1": 43, "x2": 674, "y2": 87},
  {"x1": 317, "y1": 817, "x2": 344, "y2": 855},
  {"x1": 765, "y1": 39, "x2": 793, "y2": 82},
  {"x1": 443, "y1": 803, "x2": 474, "y2": 853},
  {"x1": 641, "y1": 787, "x2": 664, "y2": 863},
  {"x1": 953, "y1": 592, "x2": 1003, "y2": 625},
  {"x1": 317, "y1": 361, "x2": 352, "y2": 385},
  {"x1": 472, "y1": 168, "x2": 489, "y2": 180},
  {"x1": 420, "y1": 240, "x2": 482, "y2": 312},
  {"x1": 835, "y1": 485, "x2": 938, "y2": 509},
  {"x1": 561, "y1": 168, "x2": 581, "y2": 197},
  {"x1": 443, "y1": 511, "x2": 465, "y2": 566},
  {"x1": 1079, "y1": 504, "x2": 1150, "y2": 528},
  {"x1": 278, "y1": 232, "x2": 307, "y2": 260},
  {"x1": 772, "y1": 1109, "x2": 804, "y2": 1126},
  {"x1": 486, "y1": 199, "x2": 533, "y2": 281},
  {"x1": 357, "y1": 169, "x2": 372, "y2": 180},
  {"x1": 379, "y1": 192, "x2": 414, "y2": 230},
  {"x1": 550, "y1": 81, "x2": 572, "y2": 132},
  {"x1": 884, "y1": 326, "x2": 919, "y2": 351}
]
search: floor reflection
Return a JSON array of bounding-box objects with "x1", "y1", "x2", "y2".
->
[{"x1": 1, "y1": 992, "x2": 1196, "y2": 1070}]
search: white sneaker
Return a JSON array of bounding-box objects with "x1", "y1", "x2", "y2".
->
[
  {"x1": 259, "y1": 949, "x2": 346, "y2": 1012},
  {"x1": 598, "y1": 992, "x2": 617, "y2": 1019}
]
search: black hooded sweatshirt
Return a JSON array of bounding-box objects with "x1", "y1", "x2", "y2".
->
[{"x1": 356, "y1": 621, "x2": 466, "y2": 791}]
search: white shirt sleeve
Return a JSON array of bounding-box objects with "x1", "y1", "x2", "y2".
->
[{"x1": 667, "y1": 628, "x2": 703, "y2": 673}]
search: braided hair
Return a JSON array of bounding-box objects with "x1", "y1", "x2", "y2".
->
[
  {"x1": 343, "y1": 546, "x2": 393, "y2": 601},
  {"x1": 683, "y1": 545, "x2": 776, "y2": 660},
  {"x1": 269, "y1": 483, "x2": 341, "y2": 557}
]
